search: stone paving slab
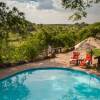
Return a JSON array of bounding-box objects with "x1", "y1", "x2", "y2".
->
[{"x1": 0, "y1": 54, "x2": 100, "y2": 79}]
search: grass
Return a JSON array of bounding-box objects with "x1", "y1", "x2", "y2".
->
[{"x1": 93, "y1": 48, "x2": 100, "y2": 57}]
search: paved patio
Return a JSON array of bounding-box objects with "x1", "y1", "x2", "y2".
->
[{"x1": 0, "y1": 53, "x2": 100, "y2": 79}]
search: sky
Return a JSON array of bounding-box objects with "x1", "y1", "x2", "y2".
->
[{"x1": 0, "y1": 0, "x2": 100, "y2": 24}]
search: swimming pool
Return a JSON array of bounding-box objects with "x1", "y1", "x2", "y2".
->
[{"x1": 0, "y1": 68, "x2": 100, "y2": 100}]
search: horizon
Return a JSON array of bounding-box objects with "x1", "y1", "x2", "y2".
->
[{"x1": 0, "y1": 0, "x2": 100, "y2": 24}]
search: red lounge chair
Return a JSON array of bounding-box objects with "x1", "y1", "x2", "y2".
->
[
  {"x1": 80, "y1": 54, "x2": 92, "y2": 66},
  {"x1": 70, "y1": 51, "x2": 80, "y2": 65}
]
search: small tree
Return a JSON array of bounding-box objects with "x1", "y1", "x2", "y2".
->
[{"x1": 0, "y1": 2, "x2": 33, "y2": 63}]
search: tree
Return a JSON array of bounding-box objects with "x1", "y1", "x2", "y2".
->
[
  {"x1": 89, "y1": 22, "x2": 100, "y2": 37},
  {"x1": 62, "y1": 0, "x2": 100, "y2": 20},
  {"x1": 0, "y1": 2, "x2": 34, "y2": 63},
  {"x1": 0, "y1": 2, "x2": 34, "y2": 42}
]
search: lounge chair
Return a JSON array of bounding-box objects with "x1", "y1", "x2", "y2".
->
[{"x1": 70, "y1": 51, "x2": 80, "y2": 65}]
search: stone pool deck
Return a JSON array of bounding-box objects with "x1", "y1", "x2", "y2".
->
[{"x1": 0, "y1": 53, "x2": 100, "y2": 79}]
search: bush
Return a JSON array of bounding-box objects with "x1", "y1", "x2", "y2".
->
[
  {"x1": 19, "y1": 38, "x2": 43, "y2": 61},
  {"x1": 0, "y1": 38, "x2": 43, "y2": 64},
  {"x1": 93, "y1": 48, "x2": 100, "y2": 57},
  {"x1": 0, "y1": 46, "x2": 23, "y2": 64}
]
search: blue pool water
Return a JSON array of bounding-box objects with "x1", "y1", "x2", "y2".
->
[{"x1": 0, "y1": 68, "x2": 100, "y2": 100}]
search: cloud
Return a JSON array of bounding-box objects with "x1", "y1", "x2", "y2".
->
[
  {"x1": 37, "y1": 0, "x2": 54, "y2": 10},
  {"x1": 0, "y1": 0, "x2": 100, "y2": 24},
  {"x1": 6, "y1": 0, "x2": 64, "y2": 11}
]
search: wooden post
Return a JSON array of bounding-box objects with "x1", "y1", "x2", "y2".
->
[
  {"x1": 97, "y1": 56, "x2": 100, "y2": 66},
  {"x1": 95, "y1": 56, "x2": 100, "y2": 67}
]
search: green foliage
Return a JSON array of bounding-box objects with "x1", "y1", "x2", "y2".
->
[
  {"x1": 62, "y1": 0, "x2": 100, "y2": 20},
  {"x1": 0, "y1": 21, "x2": 100, "y2": 64},
  {"x1": 88, "y1": 22, "x2": 100, "y2": 37},
  {"x1": 35, "y1": 24, "x2": 81, "y2": 48},
  {"x1": 0, "y1": 46, "x2": 23, "y2": 63},
  {"x1": 0, "y1": 2, "x2": 34, "y2": 51},
  {"x1": 0, "y1": 2, "x2": 34, "y2": 37},
  {"x1": 79, "y1": 27, "x2": 91, "y2": 40},
  {"x1": 0, "y1": 2, "x2": 36, "y2": 64},
  {"x1": 20, "y1": 38, "x2": 43, "y2": 61},
  {"x1": 78, "y1": 22, "x2": 100, "y2": 40},
  {"x1": 0, "y1": 38, "x2": 43, "y2": 63},
  {"x1": 0, "y1": 2, "x2": 100, "y2": 65},
  {"x1": 93, "y1": 49, "x2": 100, "y2": 56}
]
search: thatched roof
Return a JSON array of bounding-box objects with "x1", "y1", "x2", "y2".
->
[{"x1": 75, "y1": 37, "x2": 100, "y2": 50}]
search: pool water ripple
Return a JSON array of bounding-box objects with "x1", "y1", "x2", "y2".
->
[{"x1": 0, "y1": 68, "x2": 100, "y2": 100}]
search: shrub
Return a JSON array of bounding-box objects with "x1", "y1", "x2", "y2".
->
[
  {"x1": 0, "y1": 38, "x2": 43, "y2": 64},
  {"x1": 19, "y1": 38, "x2": 43, "y2": 61}
]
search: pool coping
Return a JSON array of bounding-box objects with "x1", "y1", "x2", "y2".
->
[
  {"x1": 1, "y1": 67, "x2": 96, "y2": 81},
  {"x1": 0, "y1": 60, "x2": 100, "y2": 80}
]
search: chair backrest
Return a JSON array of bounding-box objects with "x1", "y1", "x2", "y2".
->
[
  {"x1": 85, "y1": 54, "x2": 92, "y2": 61},
  {"x1": 72, "y1": 52, "x2": 80, "y2": 59}
]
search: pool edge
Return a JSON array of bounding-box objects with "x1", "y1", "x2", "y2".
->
[{"x1": 0, "y1": 66, "x2": 99, "y2": 81}]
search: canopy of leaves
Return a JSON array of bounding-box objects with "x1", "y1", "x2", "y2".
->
[
  {"x1": 0, "y1": 21, "x2": 100, "y2": 64},
  {"x1": 93, "y1": 48, "x2": 100, "y2": 56},
  {"x1": 0, "y1": 2, "x2": 34, "y2": 39},
  {"x1": 62, "y1": 0, "x2": 100, "y2": 20},
  {"x1": 0, "y1": 2, "x2": 100, "y2": 65}
]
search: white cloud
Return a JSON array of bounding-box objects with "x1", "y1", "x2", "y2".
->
[
  {"x1": 37, "y1": 0, "x2": 54, "y2": 10},
  {"x1": 0, "y1": 0, "x2": 100, "y2": 24}
]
